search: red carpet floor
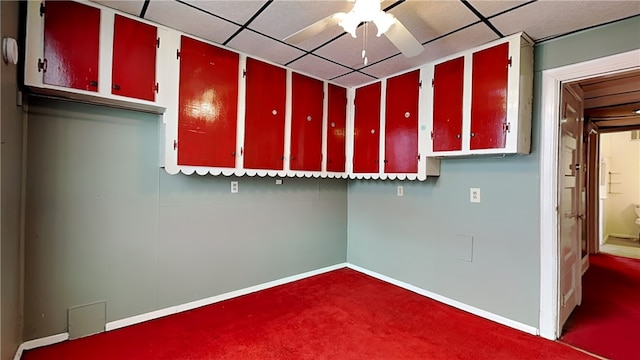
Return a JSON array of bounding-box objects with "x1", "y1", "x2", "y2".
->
[
  {"x1": 24, "y1": 269, "x2": 592, "y2": 360},
  {"x1": 561, "y1": 254, "x2": 640, "y2": 360}
]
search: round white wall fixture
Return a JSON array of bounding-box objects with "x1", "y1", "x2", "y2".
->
[{"x1": 2, "y1": 38, "x2": 19, "y2": 65}]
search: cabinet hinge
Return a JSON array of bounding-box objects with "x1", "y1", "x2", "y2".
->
[
  {"x1": 503, "y1": 122, "x2": 510, "y2": 133},
  {"x1": 176, "y1": 50, "x2": 181, "y2": 59},
  {"x1": 431, "y1": 78, "x2": 435, "y2": 87},
  {"x1": 507, "y1": 56, "x2": 513, "y2": 67},
  {"x1": 39, "y1": 2, "x2": 45, "y2": 16},
  {"x1": 430, "y1": 131, "x2": 434, "y2": 139},
  {"x1": 156, "y1": 37, "x2": 160, "y2": 48},
  {"x1": 417, "y1": 153, "x2": 421, "y2": 161},
  {"x1": 173, "y1": 140, "x2": 177, "y2": 150},
  {"x1": 37, "y1": 58, "x2": 47, "y2": 73},
  {"x1": 419, "y1": 81, "x2": 422, "y2": 89},
  {"x1": 243, "y1": 69, "x2": 247, "y2": 78},
  {"x1": 154, "y1": 83, "x2": 159, "y2": 94}
]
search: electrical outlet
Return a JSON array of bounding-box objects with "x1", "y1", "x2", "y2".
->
[
  {"x1": 231, "y1": 181, "x2": 239, "y2": 193},
  {"x1": 397, "y1": 186, "x2": 404, "y2": 197},
  {"x1": 275, "y1": 179, "x2": 283, "y2": 185},
  {"x1": 470, "y1": 188, "x2": 480, "y2": 203}
]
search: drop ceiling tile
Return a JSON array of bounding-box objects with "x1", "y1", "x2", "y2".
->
[
  {"x1": 288, "y1": 55, "x2": 352, "y2": 80},
  {"x1": 332, "y1": 72, "x2": 378, "y2": 87},
  {"x1": 467, "y1": 0, "x2": 530, "y2": 18},
  {"x1": 145, "y1": 0, "x2": 240, "y2": 44},
  {"x1": 315, "y1": 26, "x2": 403, "y2": 72},
  {"x1": 181, "y1": 1, "x2": 268, "y2": 25},
  {"x1": 388, "y1": 0, "x2": 479, "y2": 43},
  {"x1": 490, "y1": 0, "x2": 640, "y2": 41},
  {"x1": 249, "y1": 0, "x2": 353, "y2": 51},
  {"x1": 363, "y1": 23, "x2": 498, "y2": 79},
  {"x1": 91, "y1": 0, "x2": 145, "y2": 16},
  {"x1": 227, "y1": 30, "x2": 306, "y2": 65}
]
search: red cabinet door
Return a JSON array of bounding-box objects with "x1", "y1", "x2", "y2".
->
[
  {"x1": 290, "y1": 73, "x2": 323, "y2": 171},
  {"x1": 384, "y1": 70, "x2": 420, "y2": 173},
  {"x1": 470, "y1": 42, "x2": 509, "y2": 150},
  {"x1": 112, "y1": 15, "x2": 157, "y2": 101},
  {"x1": 433, "y1": 56, "x2": 464, "y2": 152},
  {"x1": 43, "y1": 1, "x2": 100, "y2": 92},
  {"x1": 243, "y1": 58, "x2": 287, "y2": 170},
  {"x1": 326, "y1": 84, "x2": 347, "y2": 173},
  {"x1": 177, "y1": 36, "x2": 239, "y2": 168},
  {"x1": 353, "y1": 82, "x2": 381, "y2": 173}
]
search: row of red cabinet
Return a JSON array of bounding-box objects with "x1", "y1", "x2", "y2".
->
[{"x1": 24, "y1": 1, "x2": 532, "y2": 180}]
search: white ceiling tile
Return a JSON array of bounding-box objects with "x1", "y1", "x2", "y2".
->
[
  {"x1": 467, "y1": 0, "x2": 529, "y2": 18},
  {"x1": 363, "y1": 23, "x2": 498, "y2": 78},
  {"x1": 145, "y1": 0, "x2": 240, "y2": 44},
  {"x1": 315, "y1": 25, "x2": 403, "y2": 71},
  {"x1": 332, "y1": 72, "x2": 378, "y2": 87},
  {"x1": 90, "y1": 0, "x2": 145, "y2": 17},
  {"x1": 182, "y1": 1, "x2": 268, "y2": 25},
  {"x1": 388, "y1": 0, "x2": 479, "y2": 43},
  {"x1": 227, "y1": 30, "x2": 306, "y2": 65},
  {"x1": 249, "y1": 0, "x2": 353, "y2": 51},
  {"x1": 490, "y1": 0, "x2": 640, "y2": 41},
  {"x1": 288, "y1": 55, "x2": 351, "y2": 80}
]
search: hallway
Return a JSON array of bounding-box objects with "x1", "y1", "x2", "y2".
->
[{"x1": 560, "y1": 254, "x2": 640, "y2": 360}]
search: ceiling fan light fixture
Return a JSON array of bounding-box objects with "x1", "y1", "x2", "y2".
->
[
  {"x1": 339, "y1": 12, "x2": 360, "y2": 38},
  {"x1": 338, "y1": 0, "x2": 394, "y2": 38},
  {"x1": 372, "y1": 12, "x2": 395, "y2": 37}
]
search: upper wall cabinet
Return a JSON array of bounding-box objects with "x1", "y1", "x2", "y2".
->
[
  {"x1": 243, "y1": 58, "x2": 287, "y2": 172},
  {"x1": 42, "y1": 0, "x2": 100, "y2": 92},
  {"x1": 426, "y1": 33, "x2": 533, "y2": 156},
  {"x1": 176, "y1": 36, "x2": 240, "y2": 169},
  {"x1": 326, "y1": 84, "x2": 348, "y2": 174},
  {"x1": 290, "y1": 73, "x2": 324, "y2": 172},
  {"x1": 25, "y1": 0, "x2": 170, "y2": 113},
  {"x1": 384, "y1": 70, "x2": 420, "y2": 174},
  {"x1": 352, "y1": 82, "x2": 382, "y2": 175}
]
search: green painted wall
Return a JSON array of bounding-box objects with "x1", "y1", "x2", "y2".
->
[
  {"x1": 23, "y1": 98, "x2": 347, "y2": 340},
  {"x1": 347, "y1": 15, "x2": 640, "y2": 329},
  {"x1": 1, "y1": 1, "x2": 23, "y2": 359}
]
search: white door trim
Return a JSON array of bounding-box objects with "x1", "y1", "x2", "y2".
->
[{"x1": 539, "y1": 49, "x2": 640, "y2": 340}]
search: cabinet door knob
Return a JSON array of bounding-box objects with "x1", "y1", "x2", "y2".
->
[
  {"x1": 404, "y1": 112, "x2": 411, "y2": 118},
  {"x1": 456, "y1": 134, "x2": 461, "y2": 139},
  {"x1": 470, "y1": 132, "x2": 475, "y2": 138},
  {"x1": 307, "y1": 115, "x2": 312, "y2": 121},
  {"x1": 112, "y1": 84, "x2": 121, "y2": 90}
]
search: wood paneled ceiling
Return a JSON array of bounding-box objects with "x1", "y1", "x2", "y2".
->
[
  {"x1": 579, "y1": 70, "x2": 640, "y2": 132},
  {"x1": 91, "y1": 0, "x2": 640, "y2": 87}
]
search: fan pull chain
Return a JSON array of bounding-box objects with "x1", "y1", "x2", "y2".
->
[{"x1": 362, "y1": 22, "x2": 369, "y2": 66}]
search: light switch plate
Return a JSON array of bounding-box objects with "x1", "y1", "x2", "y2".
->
[{"x1": 470, "y1": 188, "x2": 480, "y2": 203}]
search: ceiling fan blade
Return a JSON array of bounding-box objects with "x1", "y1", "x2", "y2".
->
[
  {"x1": 384, "y1": 19, "x2": 424, "y2": 58},
  {"x1": 284, "y1": 13, "x2": 344, "y2": 44}
]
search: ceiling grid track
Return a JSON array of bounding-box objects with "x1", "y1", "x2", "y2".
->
[
  {"x1": 223, "y1": 0, "x2": 274, "y2": 46},
  {"x1": 460, "y1": 0, "x2": 504, "y2": 38}
]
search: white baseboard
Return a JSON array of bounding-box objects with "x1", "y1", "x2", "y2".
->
[
  {"x1": 106, "y1": 262, "x2": 347, "y2": 331},
  {"x1": 15, "y1": 261, "x2": 541, "y2": 359},
  {"x1": 346, "y1": 263, "x2": 539, "y2": 336},
  {"x1": 608, "y1": 233, "x2": 638, "y2": 240},
  {"x1": 13, "y1": 333, "x2": 69, "y2": 360}
]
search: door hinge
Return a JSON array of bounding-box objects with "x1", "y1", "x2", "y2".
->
[
  {"x1": 39, "y1": 2, "x2": 45, "y2": 16},
  {"x1": 507, "y1": 56, "x2": 513, "y2": 67},
  {"x1": 37, "y1": 58, "x2": 47, "y2": 73},
  {"x1": 176, "y1": 49, "x2": 181, "y2": 59},
  {"x1": 154, "y1": 83, "x2": 159, "y2": 94},
  {"x1": 156, "y1": 37, "x2": 160, "y2": 48}
]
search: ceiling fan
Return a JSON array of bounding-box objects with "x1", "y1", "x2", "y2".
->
[{"x1": 284, "y1": 0, "x2": 424, "y2": 64}]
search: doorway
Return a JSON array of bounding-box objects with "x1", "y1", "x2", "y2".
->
[{"x1": 539, "y1": 49, "x2": 640, "y2": 340}]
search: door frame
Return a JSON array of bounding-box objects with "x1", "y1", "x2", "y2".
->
[{"x1": 539, "y1": 49, "x2": 640, "y2": 340}]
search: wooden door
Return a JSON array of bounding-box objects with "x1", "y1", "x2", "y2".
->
[
  {"x1": 43, "y1": 0, "x2": 100, "y2": 92},
  {"x1": 243, "y1": 58, "x2": 287, "y2": 170},
  {"x1": 558, "y1": 85, "x2": 584, "y2": 330},
  {"x1": 470, "y1": 42, "x2": 510, "y2": 150},
  {"x1": 177, "y1": 36, "x2": 239, "y2": 168},
  {"x1": 353, "y1": 82, "x2": 381, "y2": 173},
  {"x1": 432, "y1": 56, "x2": 464, "y2": 152},
  {"x1": 326, "y1": 84, "x2": 347, "y2": 173},
  {"x1": 112, "y1": 15, "x2": 157, "y2": 101},
  {"x1": 290, "y1": 73, "x2": 323, "y2": 171},
  {"x1": 384, "y1": 70, "x2": 420, "y2": 173}
]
